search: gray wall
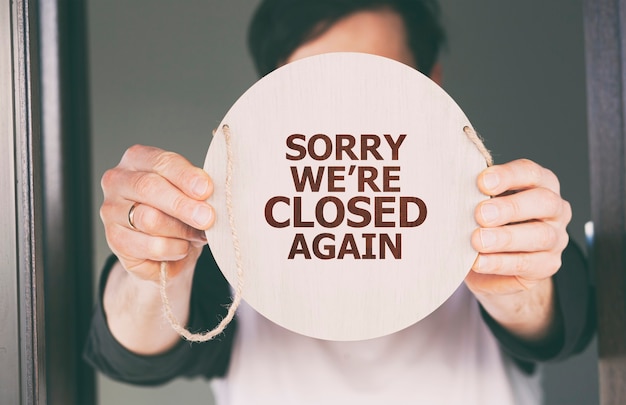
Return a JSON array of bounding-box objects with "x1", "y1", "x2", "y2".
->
[{"x1": 87, "y1": 1, "x2": 598, "y2": 404}]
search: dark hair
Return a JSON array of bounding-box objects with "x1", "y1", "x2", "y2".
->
[{"x1": 247, "y1": 0, "x2": 445, "y2": 77}]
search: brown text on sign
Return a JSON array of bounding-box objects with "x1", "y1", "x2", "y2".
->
[
  {"x1": 265, "y1": 133, "x2": 428, "y2": 260},
  {"x1": 285, "y1": 133, "x2": 407, "y2": 161}
]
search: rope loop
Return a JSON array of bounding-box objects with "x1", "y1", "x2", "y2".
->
[{"x1": 159, "y1": 124, "x2": 244, "y2": 342}]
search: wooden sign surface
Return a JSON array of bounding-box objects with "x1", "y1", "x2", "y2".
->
[{"x1": 204, "y1": 52, "x2": 487, "y2": 341}]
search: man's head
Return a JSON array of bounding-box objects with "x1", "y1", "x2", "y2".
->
[{"x1": 247, "y1": 0, "x2": 445, "y2": 78}]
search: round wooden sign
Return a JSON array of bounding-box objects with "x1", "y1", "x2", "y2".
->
[{"x1": 204, "y1": 52, "x2": 488, "y2": 341}]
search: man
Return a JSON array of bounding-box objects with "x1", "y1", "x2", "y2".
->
[{"x1": 85, "y1": 0, "x2": 594, "y2": 403}]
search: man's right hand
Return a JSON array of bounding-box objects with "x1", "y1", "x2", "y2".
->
[
  {"x1": 100, "y1": 144, "x2": 215, "y2": 281},
  {"x1": 99, "y1": 145, "x2": 215, "y2": 354}
]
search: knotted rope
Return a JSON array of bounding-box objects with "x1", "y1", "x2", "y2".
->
[{"x1": 160, "y1": 125, "x2": 244, "y2": 342}]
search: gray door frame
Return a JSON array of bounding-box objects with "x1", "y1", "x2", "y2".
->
[
  {"x1": 584, "y1": 0, "x2": 626, "y2": 404},
  {"x1": 0, "y1": 0, "x2": 94, "y2": 403}
]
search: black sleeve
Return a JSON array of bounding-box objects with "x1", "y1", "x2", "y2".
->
[
  {"x1": 480, "y1": 239, "x2": 596, "y2": 372},
  {"x1": 83, "y1": 246, "x2": 237, "y2": 386}
]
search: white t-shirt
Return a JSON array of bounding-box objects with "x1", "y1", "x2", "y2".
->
[{"x1": 212, "y1": 285, "x2": 541, "y2": 405}]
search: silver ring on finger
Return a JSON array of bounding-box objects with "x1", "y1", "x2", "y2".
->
[{"x1": 128, "y1": 202, "x2": 140, "y2": 230}]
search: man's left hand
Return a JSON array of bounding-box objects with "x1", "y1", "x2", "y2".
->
[{"x1": 465, "y1": 158, "x2": 571, "y2": 342}]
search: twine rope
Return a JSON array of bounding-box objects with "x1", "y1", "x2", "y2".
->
[
  {"x1": 159, "y1": 124, "x2": 244, "y2": 342},
  {"x1": 463, "y1": 126, "x2": 493, "y2": 166}
]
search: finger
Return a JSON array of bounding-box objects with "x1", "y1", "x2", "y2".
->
[
  {"x1": 464, "y1": 271, "x2": 534, "y2": 295},
  {"x1": 475, "y1": 187, "x2": 571, "y2": 227},
  {"x1": 124, "y1": 202, "x2": 207, "y2": 245},
  {"x1": 120, "y1": 145, "x2": 213, "y2": 200},
  {"x1": 477, "y1": 158, "x2": 560, "y2": 196},
  {"x1": 103, "y1": 168, "x2": 215, "y2": 230},
  {"x1": 471, "y1": 251, "x2": 561, "y2": 280},
  {"x1": 106, "y1": 223, "x2": 193, "y2": 262},
  {"x1": 471, "y1": 222, "x2": 567, "y2": 253}
]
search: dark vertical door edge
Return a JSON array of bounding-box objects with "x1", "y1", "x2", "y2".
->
[
  {"x1": 38, "y1": 0, "x2": 96, "y2": 403},
  {"x1": 583, "y1": 0, "x2": 626, "y2": 404}
]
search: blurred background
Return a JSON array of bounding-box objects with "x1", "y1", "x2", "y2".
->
[{"x1": 87, "y1": 0, "x2": 598, "y2": 403}]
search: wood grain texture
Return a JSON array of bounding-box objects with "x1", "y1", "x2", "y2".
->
[{"x1": 204, "y1": 53, "x2": 488, "y2": 341}]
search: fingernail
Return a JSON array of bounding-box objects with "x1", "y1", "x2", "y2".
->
[
  {"x1": 483, "y1": 173, "x2": 499, "y2": 191},
  {"x1": 192, "y1": 177, "x2": 209, "y2": 196},
  {"x1": 193, "y1": 205, "x2": 213, "y2": 226},
  {"x1": 480, "y1": 229, "x2": 497, "y2": 249},
  {"x1": 480, "y1": 203, "x2": 499, "y2": 223}
]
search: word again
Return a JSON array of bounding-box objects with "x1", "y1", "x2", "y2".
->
[{"x1": 288, "y1": 232, "x2": 402, "y2": 260}]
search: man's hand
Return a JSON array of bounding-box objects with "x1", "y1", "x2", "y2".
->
[
  {"x1": 99, "y1": 145, "x2": 215, "y2": 354},
  {"x1": 101, "y1": 145, "x2": 215, "y2": 282},
  {"x1": 465, "y1": 158, "x2": 571, "y2": 343}
]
